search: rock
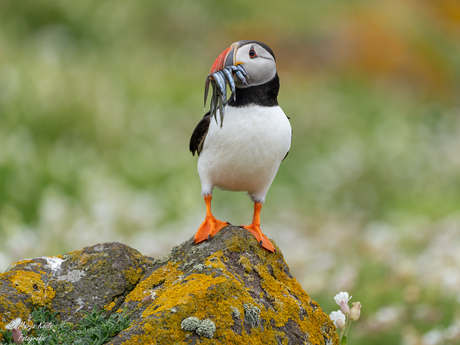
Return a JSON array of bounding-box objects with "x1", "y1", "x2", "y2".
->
[
  {"x1": 0, "y1": 226, "x2": 339, "y2": 344},
  {"x1": 0, "y1": 242, "x2": 150, "y2": 326}
]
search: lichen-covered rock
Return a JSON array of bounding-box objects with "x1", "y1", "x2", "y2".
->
[
  {"x1": 0, "y1": 227, "x2": 339, "y2": 345},
  {"x1": 0, "y1": 242, "x2": 150, "y2": 328},
  {"x1": 107, "y1": 226, "x2": 339, "y2": 344}
]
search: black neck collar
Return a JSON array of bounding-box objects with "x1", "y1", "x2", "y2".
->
[{"x1": 227, "y1": 74, "x2": 279, "y2": 107}]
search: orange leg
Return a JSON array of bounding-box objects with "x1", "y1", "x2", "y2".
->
[
  {"x1": 194, "y1": 195, "x2": 229, "y2": 244},
  {"x1": 242, "y1": 202, "x2": 275, "y2": 253}
]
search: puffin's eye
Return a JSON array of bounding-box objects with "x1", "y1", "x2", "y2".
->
[{"x1": 249, "y1": 46, "x2": 258, "y2": 59}]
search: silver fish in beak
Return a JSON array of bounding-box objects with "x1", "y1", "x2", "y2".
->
[{"x1": 204, "y1": 43, "x2": 248, "y2": 127}]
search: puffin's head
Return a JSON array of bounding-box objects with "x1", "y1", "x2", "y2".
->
[
  {"x1": 210, "y1": 40, "x2": 277, "y2": 88},
  {"x1": 204, "y1": 40, "x2": 278, "y2": 126}
]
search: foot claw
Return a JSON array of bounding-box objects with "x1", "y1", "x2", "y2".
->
[
  {"x1": 194, "y1": 215, "x2": 229, "y2": 244},
  {"x1": 241, "y1": 223, "x2": 275, "y2": 253}
]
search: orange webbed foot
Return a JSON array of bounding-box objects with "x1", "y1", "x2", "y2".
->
[
  {"x1": 241, "y1": 202, "x2": 275, "y2": 253},
  {"x1": 241, "y1": 223, "x2": 275, "y2": 252},
  {"x1": 193, "y1": 195, "x2": 229, "y2": 244},
  {"x1": 194, "y1": 215, "x2": 229, "y2": 244}
]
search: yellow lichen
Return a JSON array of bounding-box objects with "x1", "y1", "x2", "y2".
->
[
  {"x1": 10, "y1": 270, "x2": 55, "y2": 306},
  {"x1": 120, "y1": 245, "x2": 339, "y2": 344},
  {"x1": 0, "y1": 269, "x2": 56, "y2": 341},
  {"x1": 0, "y1": 238, "x2": 336, "y2": 344},
  {"x1": 53, "y1": 280, "x2": 74, "y2": 294},
  {"x1": 256, "y1": 262, "x2": 334, "y2": 344},
  {"x1": 0, "y1": 295, "x2": 30, "y2": 317},
  {"x1": 0, "y1": 294, "x2": 31, "y2": 342},
  {"x1": 105, "y1": 301, "x2": 116, "y2": 311},
  {"x1": 237, "y1": 255, "x2": 252, "y2": 273},
  {"x1": 122, "y1": 266, "x2": 144, "y2": 287},
  {"x1": 15, "y1": 259, "x2": 41, "y2": 267}
]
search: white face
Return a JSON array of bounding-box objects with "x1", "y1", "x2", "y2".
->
[{"x1": 234, "y1": 43, "x2": 277, "y2": 88}]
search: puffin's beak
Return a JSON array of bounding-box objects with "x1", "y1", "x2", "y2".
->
[
  {"x1": 204, "y1": 42, "x2": 247, "y2": 128},
  {"x1": 210, "y1": 43, "x2": 238, "y2": 74}
]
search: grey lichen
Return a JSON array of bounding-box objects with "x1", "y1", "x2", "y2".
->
[
  {"x1": 195, "y1": 318, "x2": 216, "y2": 339},
  {"x1": 192, "y1": 264, "x2": 206, "y2": 272},
  {"x1": 153, "y1": 255, "x2": 170, "y2": 264},
  {"x1": 181, "y1": 317, "x2": 200, "y2": 331},
  {"x1": 173, "y1": 275, "x2": 185, "y2": 284},
  {"x1": 180, "y1": 259, "x2": 197, "y2": 270},
  {"x1": 231, "y1": 306, "x2": 240, "y2": 318},
  {"x1": 5, "y1": 263, "x2": 17, "y2": 272},
  {"x1": 170, "y1": 245, "x2": 180, "y2": 255},
  {"x1": 181, "y1": 317, "x2": 216, "y2": 339},
  {"x1": 62, "y1": 254, "x2": 72, "y2": 261},
  {"x1": 57, "y1": 269, "x2": 86, "y2": 283},
  {"x1": 243, "y1": 303, "x2": 261, "y2": 328}
]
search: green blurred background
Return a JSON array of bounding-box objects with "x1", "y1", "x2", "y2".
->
[{"x1": 1, "y1": 0, "x2": 460, "y2": 343}]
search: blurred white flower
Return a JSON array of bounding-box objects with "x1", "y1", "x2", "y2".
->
[
  {"x1": 330, "y1": 310, "x2": 346, "y2": 328},
  {"x1": 334, "y1": 291, "x2": 352, "y2": 306},
  {"x1": 5, "y1": 318, "x2": 21, "y2": 330},
  {"x1": 444, "y1": 319, "x2": 460, "y2": 340},
  {"x1": 422, "y1": 329, "x2": 443, "y2": 345},
  {"x1": 374, "y1": 305, "x2": 400, "y2": 325},
  {"x1": 5, "y1": 318, "x2": 24, "y2": 344}
]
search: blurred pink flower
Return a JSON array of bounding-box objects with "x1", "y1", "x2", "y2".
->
[
  {"x1": 141, "y1": 289, "x2": 157, "y2": 304},
  {"x1": 12, "y1": 328, "x2": 24, "y2": 344},
  {"x1": 340, "y1": 300, "x2": 350, "y2": 315}
]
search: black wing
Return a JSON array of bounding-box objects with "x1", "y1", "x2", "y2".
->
[{"x1": 189, "y1": 111, "x2": 211, "y2": 156}]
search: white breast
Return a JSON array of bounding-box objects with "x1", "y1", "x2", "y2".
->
[{"x1": 197, "y1": 105, "x2": 291, "y2": 203}]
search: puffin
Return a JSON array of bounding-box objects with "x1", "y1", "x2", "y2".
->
[{"x1": 189, "y1": 40, "x2": 292, "y2": 252}]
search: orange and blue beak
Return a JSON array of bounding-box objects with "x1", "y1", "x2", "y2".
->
[
  {"x1": 210, "y1": 43, "x2": 238, "y2": 75},
  {"x1": 204, "y1": 43, "x2": 248, "y2": 127}
]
